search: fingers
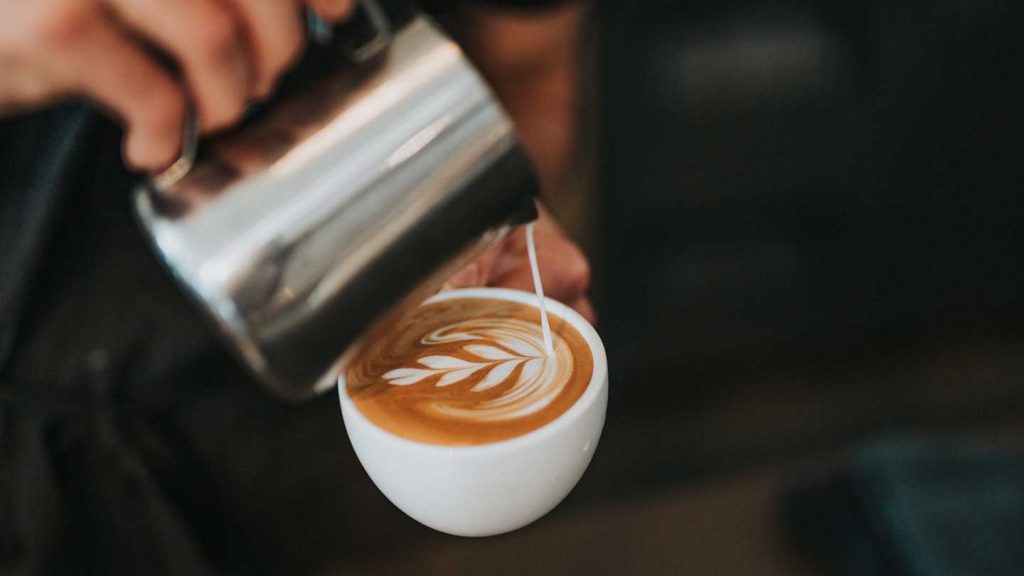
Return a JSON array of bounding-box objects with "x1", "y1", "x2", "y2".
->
[
  {"x1": 491, "y1": 225, "x2": 591, "y2": 301},
  {"x1": 221, "y1": 0, "x2": 305, "y2": 98},
  {"x1": 1, "y1": 0, "x2": 355, "y2": 171},
  {"x1": 305, "y1": 0, "x2": 356, "y2": 23},
  {"x1": 488, "y1": 242, "x2": 590, "y2": 302},
  {"x1": 441, "y1": 207, "x2": 596, "y2": 323},
  {"x1": 224, "y1": 0, "x2": 359, "y2": 100},
  {"x1": 443, "y1": 263, "x2": 482, "y2": 291},
  {"x1": 105, "y1": 0, "x2": 253, "y2": 132},
  {"x1": 487, "y1": 254, "x2": 596, "y2": 324},
  {"x1": 49, "y1": 9, "x2": 187, "y2": 170},
  {"x1": 105, "y1": 0, "x2": 351, "y2": 130},
  {"x1": 443, "y1": 241, "x2": 504, "y2": 290}
]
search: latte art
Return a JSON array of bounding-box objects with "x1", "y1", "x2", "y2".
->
[
  {"x1": 382, "y1": 316, "x2": 574, "y2": 421},
  {"x1": 346, "y1": 298, "x2": 592, "y2": 445}
]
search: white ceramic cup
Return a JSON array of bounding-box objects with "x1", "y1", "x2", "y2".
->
[{"x1": 338, "y1": 287, "x2": 608, "y2": 537}]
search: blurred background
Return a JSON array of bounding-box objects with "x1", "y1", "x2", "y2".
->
[
  {"x1": 4, "y1": 0, "x2": 1021, "y2": 574},
  {"x1": 323, "y1": 0, "x2": 1024, "y2": 574}
]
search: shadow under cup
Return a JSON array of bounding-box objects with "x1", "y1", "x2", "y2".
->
[{"x1": 338, "y1": 287, "x2": 608, "y2": 537}]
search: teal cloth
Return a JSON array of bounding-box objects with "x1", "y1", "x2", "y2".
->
[{"x1": 784, "y1": 436, "x2": 1024, "y2": 576}]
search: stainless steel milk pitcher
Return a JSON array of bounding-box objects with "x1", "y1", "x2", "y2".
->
[{"x1": 133, "y1": 1, "x2": 539, "y2": 401}]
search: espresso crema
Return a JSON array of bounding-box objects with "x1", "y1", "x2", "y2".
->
[{"x1": 345, "y1": 297, "x2": 593, "y2": 445}]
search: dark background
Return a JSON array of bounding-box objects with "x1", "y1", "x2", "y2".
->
[{"x1": 592, "y1": 0, "x2": 1023, "y2": 483}]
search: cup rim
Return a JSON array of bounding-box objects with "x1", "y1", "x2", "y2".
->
[{"x1": 338, "y1": 287, "x2": 607, "y2": 456}]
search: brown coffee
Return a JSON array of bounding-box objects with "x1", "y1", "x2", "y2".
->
[{"x1": 345, "y1": 297, "x2": 593, "y2": 446}]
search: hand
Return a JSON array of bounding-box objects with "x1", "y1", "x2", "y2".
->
[
  {"x1": 445, "y1": 205, "x2": 595, "y2": 323},
  {"x1": 0, "y1": 0, "x2": 355, "y2": 171}
]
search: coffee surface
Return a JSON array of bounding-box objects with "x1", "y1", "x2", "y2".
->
[{"x1": 346, "y1": 297, "x2": 593, "y2": 445}]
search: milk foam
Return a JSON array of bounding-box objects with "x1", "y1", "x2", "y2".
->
[
  {"x1": 381, "y1": 316, "x2": 573, "y2": 421},
  {"x1": 347, "y1": 222, "x2": 592, "y2": 445},
  {"x1": 376, "y1": 221, "x2": 565, "y2": 422}
]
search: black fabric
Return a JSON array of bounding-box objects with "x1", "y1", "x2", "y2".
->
[
  {"x1": 0, "y1": 106, "x2": 93, "y2": 373},
  {"x1": 1, "y1": 111, "x2": 224, "y2": 574},
  {"x1": 0, "y1": 113, "x2": 415, "y2": 575}
]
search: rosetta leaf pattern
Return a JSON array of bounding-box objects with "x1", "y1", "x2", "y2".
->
[
  {"x1": 419, "y1": 356, "x2": 475, "y2": 369},
  {"x1": 382, "y1": 342, "x2": 541, "y2": 390},
  {"x1": 465, "y1": 345, "x2": 516, "y2": 361}
]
